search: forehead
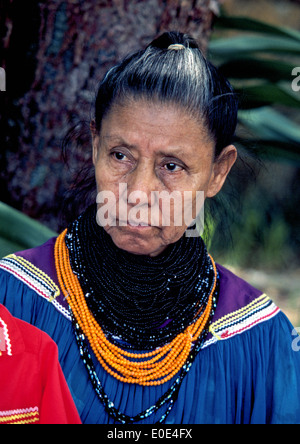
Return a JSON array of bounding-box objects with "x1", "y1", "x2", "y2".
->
[{"x1": 100, "y1": 98, "x2": 212, "y2": 152}]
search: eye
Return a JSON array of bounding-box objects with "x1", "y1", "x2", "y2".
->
[
  {"x1": 164, "y1": 162, "x2": 183, "y2": 172},
  {"x1": 112, "y1": 151, "x2": 127, "y2": 161}
]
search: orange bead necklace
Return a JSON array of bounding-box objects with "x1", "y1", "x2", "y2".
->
[{"x1": 55, "y1": 229, "x2": 217, "y2": 386}]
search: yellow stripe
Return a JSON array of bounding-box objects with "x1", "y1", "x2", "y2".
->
[
  {"x1": 12, "y1": 417, "x2": 39, "y2": 425},
  {"x1": 210, "y1": 294, "x2": 269, "y2": 331},
  {"x1": 0, "y1": 411, "x2": 39, "y2": 423},
  {"x1": 3, "y1": 254, "x2": 60, "y2": 300}
]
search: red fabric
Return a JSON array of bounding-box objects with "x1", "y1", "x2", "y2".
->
[{"x1": 0, "y1": 304, "x2": 81, "y2": 424}]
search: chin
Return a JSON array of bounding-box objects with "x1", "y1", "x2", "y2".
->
[{"x1": 115, "y1": 237, "x2": 163, "y2": 256}]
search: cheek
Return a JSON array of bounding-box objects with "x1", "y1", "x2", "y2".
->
[
  {"x1": 170, "y1": 181, "x2": 207, "y2": 226},
  {"x1": 189, "y1": 171, "x2": 214, "y2": 204},
  {"x1": 95, "y1": 165, "x2": 120, "y2": 225},
  {"x1": 95, "y1": 161, "x2": 118, "y2": 193}
]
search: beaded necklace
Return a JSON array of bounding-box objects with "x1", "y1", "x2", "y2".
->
[
  {"x1": 65, "y1": 205, "x2": 217, "y2": 350},
  {"x1": 55, "y1": 206, "x2": 219, "y2": 423}
]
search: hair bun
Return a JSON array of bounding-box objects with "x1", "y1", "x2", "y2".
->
[{"x1": 148, "y1": 31, "x2": 199, "y2": 50}]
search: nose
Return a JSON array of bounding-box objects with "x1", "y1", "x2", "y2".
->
[
  {"x1": 126, "y1": 163, "x2": 160, "y2": 207},
  {"x1": 119, "y1": 163, "x2": 163, "y2": 226}
]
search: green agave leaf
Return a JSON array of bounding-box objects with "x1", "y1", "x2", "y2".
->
[
  {"x1": 214, "y1": 16, "x2": 300, "y2": 42},
  {"x1": 235, "y1": 137, "x2": 300, "y2": 162},
  {"x1": 235, "y1": 83, "x2": 300, "y2": 109},
  {"x1": 0, "y1": 202, "x2": 57, "y2": 255},
  {"x1": 219, "y1": 58, "x2": 297, "y2": 83},
  {"x1": 238, "y1": 107, "x2": 300, "y2": 143},
  {"x1": 0, "y1": 237, "x2": 25, "y2": 259},
  {"x1": 209, "y1": 35, "x2": 300, "y2": 58}
]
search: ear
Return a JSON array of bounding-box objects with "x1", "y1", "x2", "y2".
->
[
  {"x1": 90, "y1": 120, "x2": 100, "y2": 166},
  {"x1": 206, "y1": 145, "x2": 237, "y2": 198}
]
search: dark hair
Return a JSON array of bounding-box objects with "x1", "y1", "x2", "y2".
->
[
  {"x1": 94, "y1": 31, "x2": 238, "y2": 157},
  {"x1": 60, "y1": 31, "x2": 239, "y2": 229}
]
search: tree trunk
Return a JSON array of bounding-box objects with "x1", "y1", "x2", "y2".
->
[{"x1": 0, "y1": 0, "x2": 219, "y2": 230}]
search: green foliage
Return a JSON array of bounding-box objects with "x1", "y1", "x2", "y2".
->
[
  {"x1": 209, "y1": 15, "x2": 300, "y2": 156},
  {"x1": 208, "y1": 15, "x2": 300, "y2": 269},
  {"x1": 0, "y1": 202, "x2": 57, "y2": 258}
]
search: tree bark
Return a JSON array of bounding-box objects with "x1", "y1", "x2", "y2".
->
[{"x1": 0, "y1": 0, "x2": 219, "y2": 230}]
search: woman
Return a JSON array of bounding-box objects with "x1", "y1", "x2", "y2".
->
[{"x1": 0, "y1": 32, "x2": 299, "y2": 424}]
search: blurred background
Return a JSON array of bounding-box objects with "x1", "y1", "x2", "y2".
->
[{"x1": 0, "y1": 0, "x2": 299, "y2": 323}]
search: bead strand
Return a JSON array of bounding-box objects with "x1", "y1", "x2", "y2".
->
[
  {"x1": 54, "y1": 204, "x2": 219, "y2": 423},
  {"x1": 55, "y1": 229, "x2": 216, "y2": 386},
  {"x1": 64, "y1": 204, "x2": 213, "y2": 350}
]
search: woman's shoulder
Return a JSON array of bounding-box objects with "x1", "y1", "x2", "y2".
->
[
  {"x1": 204, "y1": 263, "x2": 281, "y2": 348},
  {"x1": 0, "y1": 236, "x2": 57, "y2": 280},
  {"x1": 15, "y1": 237, "x2": 58, "y2": 281},
  {"x1": 216, "y1": 262, "x2": 267, "y2": 315},
  {"x1": 0, "y1": 237, "x2": 70, "y2": 321}
]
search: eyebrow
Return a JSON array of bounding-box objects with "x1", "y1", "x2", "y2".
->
[
  {"x1": 158, "y1": 149, "x2": 186, "y2": 159},
  {"x1": 102, "y1": 135, "x2": 188, "y2": 163}
]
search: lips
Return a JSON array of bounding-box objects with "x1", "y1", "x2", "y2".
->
[
  {"x1": 127, "y1": 222, "x2": 151, "y2": 228},
  {"x1": 117, "y1": 218, "x2": 148, "y2": 225},
  {"x1": 117, "y1": 220, "x2": 155, "y2": 228}
]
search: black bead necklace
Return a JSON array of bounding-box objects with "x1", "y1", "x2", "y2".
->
[
  {"x1": 65, "y1": 205, "x2": 219, "y2": 423},
  {"x1": 66, "y1": 205, "x2": 218, "y2": 351}
]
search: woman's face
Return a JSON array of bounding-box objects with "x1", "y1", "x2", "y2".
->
[{"x1": 92, "y1": 99, "x2": 236, "y2": 257}]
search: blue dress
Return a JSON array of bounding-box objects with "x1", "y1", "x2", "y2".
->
[{"x1": 0, "y1": 237, "x2": 299, "y2": 424}]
